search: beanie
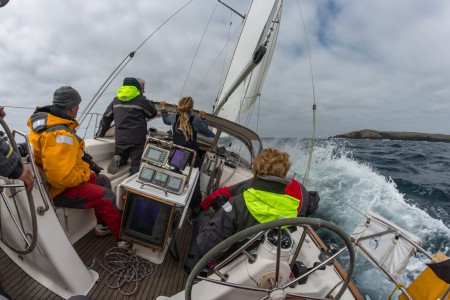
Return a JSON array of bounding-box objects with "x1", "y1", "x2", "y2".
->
[
  {"x1": 53, "y1": 86, "x2": 82, "y2": 109},
  {"x1": 123, "y1": 77, "x2": 142, "y2": 90}
]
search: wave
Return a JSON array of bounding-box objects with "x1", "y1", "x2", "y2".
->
[{"x1": 262, "y1": 137, "x2": 450, "y2": 299}]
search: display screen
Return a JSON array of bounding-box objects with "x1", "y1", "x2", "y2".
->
[
  {"x1": 152, "y1": 172, "x2": 169, "y2": 187},
  {"x1": 123, "y1": 192, "x2": 173, "y2": 248},
  {"x1": 142, "y1": 144, "x2": 170, "y2": 165},
  {"x1": 139, "y1": 167, "x2": 155, "y2": 182},
  {"x1": 168, "y1": 148, "x2": 191, "y2": 170},
  {"x1": 166, "y1": 176, "x2": 183, "y2": 192}
]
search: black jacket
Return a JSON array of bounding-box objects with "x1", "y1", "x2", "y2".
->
[
  {"x1": 97, "y1": 93, "x2": 157, "y2": 145},
  {"x1": 195, "y1": 175, "x2": 292, "y2": 256}
]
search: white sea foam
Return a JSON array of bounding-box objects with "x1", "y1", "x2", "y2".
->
[{"x1": 263, "y1": 138, "x2": 450, "y2": 299}]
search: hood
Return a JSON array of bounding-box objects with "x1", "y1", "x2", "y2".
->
[
  {"x1": 27, "y1": 105, "x2": 79, "y2": 133},
  {"x1": 117, "y1": 86, "x2": 141, "y2": 102}
]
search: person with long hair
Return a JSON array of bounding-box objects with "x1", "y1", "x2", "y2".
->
[
  {"x1": 160, "y1": 97, "x2": 214, "y2": 209},
  {"x1": 160, "y1": 96, "x2": 214, "y2": 166}
]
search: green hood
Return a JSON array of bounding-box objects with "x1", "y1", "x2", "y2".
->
[
  {"x1": 117, "y1": 86, "x2": 140, "y2": 102},
  {"x1": 243, "y1": 188, "x2": 299, "y2": 224}
]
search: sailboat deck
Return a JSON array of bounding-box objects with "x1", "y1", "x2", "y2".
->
[{"x1": 0, "y1": 222, "x2": 192, "y2": 300}]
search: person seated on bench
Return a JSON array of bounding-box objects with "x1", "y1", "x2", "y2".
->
[
  {"x1": 27, "y1": 86, "x2": 131, "y2": 251},
  {"x1": 184, "y1": 148, "x2": 308, "y2": 275}
]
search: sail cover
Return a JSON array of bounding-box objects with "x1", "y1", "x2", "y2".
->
[
  {"x1": 351, "y1": 211, "x2": 423, "y2": 280},
  {"x1": 215, "y1": 0, "x2": 282, "y2": 122}
]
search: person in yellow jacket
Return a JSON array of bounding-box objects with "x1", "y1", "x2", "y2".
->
[{"x1": 27, "y1": 86, "x2": 131, "y2": 250}]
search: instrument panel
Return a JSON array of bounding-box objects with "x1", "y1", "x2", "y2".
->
[{"x1": 137, "y1": 163, "x2": 186, "y2": 194}]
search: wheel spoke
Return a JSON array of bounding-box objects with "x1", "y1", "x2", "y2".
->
[{"x1": 185, "y1": 218, "x2": 355, "y2": 300}]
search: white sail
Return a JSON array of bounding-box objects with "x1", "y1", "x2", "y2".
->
[{"x1": 214, "y1": 0, "x2": 282, "y2": 122}]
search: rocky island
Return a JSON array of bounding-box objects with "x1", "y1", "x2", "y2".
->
[{"x1": 333, "y1": 129, "x2": 450, "y2": 143}]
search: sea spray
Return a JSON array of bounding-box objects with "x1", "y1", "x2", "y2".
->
[{"x1": 262, "y1": 137, "x2": 450, "y2": 299}]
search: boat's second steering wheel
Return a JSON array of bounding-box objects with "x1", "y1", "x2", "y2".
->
[{"x1": 185, "y1": 217, "x2": 355, "y2": 300}]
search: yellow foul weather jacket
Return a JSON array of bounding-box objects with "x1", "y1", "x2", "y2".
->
[{"x1": 27, "y1": 107, "x2": 91, "y2": 198}]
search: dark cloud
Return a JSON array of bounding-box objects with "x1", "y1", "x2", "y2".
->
[{"x1": 1, "y1": 0, "x2": 450, "y2": 138}]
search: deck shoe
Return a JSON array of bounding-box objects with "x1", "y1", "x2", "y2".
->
[
  {"x1": 183, "y1": 265, "x2": 210, "y2": 278},
  {"x1": 183, "y1": 264, "x2": 191, "y2": 276},
  {"x1": 117, "y1": 240, "x2": 133, "y2": 252},
  {"x1": 94, "y1": 224, "x2": 111, "y2": 237},
  {"x1": 107, "y1": 155, "x2": 122, "y2": 175}
]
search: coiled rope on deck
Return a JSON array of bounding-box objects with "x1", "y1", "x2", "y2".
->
[{"x1": 100, "y1": 248, "x2": 154, "y2": 296}]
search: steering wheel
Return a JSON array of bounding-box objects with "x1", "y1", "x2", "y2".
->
[
  {"x1": 185, "y1": 217, "x2": 355, "y2": 300},
  {"x1": 0, "y1": 117, "x2": 38, "y2": 254}
]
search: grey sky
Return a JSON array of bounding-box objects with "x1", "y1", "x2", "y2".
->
[{"x1": 1, "y1": 0, "x2": 449, "y2": 138}]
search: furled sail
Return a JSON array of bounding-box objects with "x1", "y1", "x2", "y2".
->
[{"x1": 214, "y1": 0, "x2": 282, "y2": 122}]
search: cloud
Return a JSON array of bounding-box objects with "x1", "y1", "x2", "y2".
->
[{"x1": 1, "y1": 0, "x2": 450, "y2": 138}]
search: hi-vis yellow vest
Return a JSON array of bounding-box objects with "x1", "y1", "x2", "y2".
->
[{"x1": 243, "y1": 188, "x2": 299, "y2": 223}]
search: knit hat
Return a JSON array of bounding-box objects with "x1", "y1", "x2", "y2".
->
[
  {"x1": 53, "y1": 86, "x2": 82, "y2": 109},
  {"x1": 123, "y1": 77, "x2": 142, "y2": 90}
]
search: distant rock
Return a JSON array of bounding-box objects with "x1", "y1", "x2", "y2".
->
[{"x1": 333, "y1": 129, "x2": 450, "y2": 143}]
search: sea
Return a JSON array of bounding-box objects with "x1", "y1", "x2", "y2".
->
[{"x1": 262, "y1": 137, "x2": 450, "y2": 300}]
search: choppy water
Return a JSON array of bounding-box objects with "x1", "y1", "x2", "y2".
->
[{"x1": 262, "y1": 138, "x2": 450, "y2": 299}]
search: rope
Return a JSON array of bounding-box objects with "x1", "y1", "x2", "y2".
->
[
  {"x1": 388, "y1": 283, "x2": 406, "y2": 300},
  {"x1": 100, "y1": 247, "x2": 154, "y2": 296}
]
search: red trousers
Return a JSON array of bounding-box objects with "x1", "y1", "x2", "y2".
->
[{"x1": 53, "y1": 173, "x2": 121, "y2": 239}]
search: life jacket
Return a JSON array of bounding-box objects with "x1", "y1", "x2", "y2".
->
[
  {"x1": 172, "y1": 114, "x2": 197, "y2": 150},
  {"x1": 243, "y1": 188, "x2": 300, "y2": 223}
]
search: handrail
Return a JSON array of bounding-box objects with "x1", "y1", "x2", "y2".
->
[
  {"x1": 0, "y1": 118, "x2": 38, "y2": 254},
  {"x1": 13, "y1": 130, "x2": 52, "y2": 215}
]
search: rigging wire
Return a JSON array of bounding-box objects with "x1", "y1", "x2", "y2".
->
[
  {"x1": 321, "y1": 192, "x2": 367, "y2": 217},
  {"x1": 255, "y1": 94, "x2": 261, "y2": 134},
  {"x1": 221, "y1": 6, "x2": 281, "y2": 129},
  {"x1": 192, "y1": 19, "x2": 241, "y2": 100},
  {"x1": 78, "y1": 0, "x2": 195, "y2": 126},
  {"x1": 295, "y1": 0, "x2": 317, "y2": 186},
  {"x1": 179, "y1": 3, "x2": 219, "y2": 97},
  {"x1": 214, "y1": 10, "x2": 240, "y2": 111}
]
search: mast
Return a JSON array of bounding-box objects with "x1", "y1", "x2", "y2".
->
[{"x1": 213, "y1": 0, "x2": 282, "y2": 122}]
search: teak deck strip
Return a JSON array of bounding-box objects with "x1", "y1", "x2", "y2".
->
[{"x1": 0, "y1": 223, "x2": 192, "y2": 300}]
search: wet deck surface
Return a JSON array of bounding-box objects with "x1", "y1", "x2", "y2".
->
[{"x1": 0, "y1": 223, "x2": 192, "y2": 300}]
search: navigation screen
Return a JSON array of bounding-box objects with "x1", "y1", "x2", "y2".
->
[
  {"x1": 146, "y1": 148, "x2": 163, "y2": 160},
  {"x1": 142, "y1": 144, "x2": 170, "y2": 165},
  {"x1": 166, "y1": 176, "x2": 182, "y2": 192},
  {"x1": 123, "y1": 192, "x2": 173, "y2": 248},
  {"x1": 139, "y1": 167, "x2": 155, "y2": 182},
  {"x1": 168, "y1": 148, "x2": 191, "y2": 170},
  {"x1": 152, "y1": 172, "x2": 169, "y2": 187}
]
